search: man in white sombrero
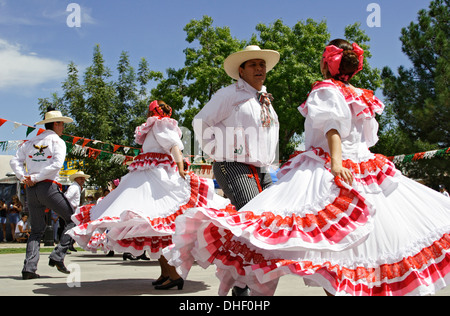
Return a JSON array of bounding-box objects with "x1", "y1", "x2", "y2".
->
[
  {"x1": 192, "y1": 45, "x2": 280, "y2": 296},
  {"x1": 66, "y1": 171, "x2": 90, "y2": 211},
  {"x1": 10, "y1": 107, "x2": 77, "y2": 279}
]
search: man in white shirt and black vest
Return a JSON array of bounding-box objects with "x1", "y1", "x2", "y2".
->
[
  {"x1": 10, "y1": 108, "x2": 76, "y2": 280},
  {"x1": 193, "y1": 45, "x2": 280, "y2": 296}
]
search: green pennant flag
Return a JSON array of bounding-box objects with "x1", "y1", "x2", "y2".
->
[
  {"x1": 403, "y1": 154, "x2": 414, "y2": 162},
  {"x1": 435, "y1": 149, "x2": 446, "y2": 157},
  {"x1": 26, "y1": 126, "x2": 36, "y2": 137},
  {"x1": 99, "y1": 151, "x2": 112, "y2": 160},
  {"x1": 65, "y1": 142, "x2": 74, "y2": 153}
]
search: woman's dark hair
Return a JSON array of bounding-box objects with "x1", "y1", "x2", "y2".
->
[
  {"x1": 327, "y1": 39, "x2": 360, "y2": 81},
  {"x1": 157, "y1": 100, "x2": 172, "y2": 116}
]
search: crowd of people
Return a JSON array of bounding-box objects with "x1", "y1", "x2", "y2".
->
[{"x1": 7, "y1": 39, "x2": 450, "y2": 296}]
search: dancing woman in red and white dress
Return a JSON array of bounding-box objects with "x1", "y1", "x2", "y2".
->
[
  {"x1": 165, "y1": 39, "x2": 450, "y2": 296},
  {"x1": 68, "y1": 100, "x2": 229, "y2": 290}
]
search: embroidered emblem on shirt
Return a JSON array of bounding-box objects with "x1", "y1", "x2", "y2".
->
[{"x1": 32, "y1": 145, "x2": 49, "y2": 162}]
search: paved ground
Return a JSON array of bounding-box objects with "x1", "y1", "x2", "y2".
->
[
  {"x1": 0, "y1": 243, "x2": 325, "y2": 297},
  {"x1": 1, "y1": 243, "x2": 449, "y2": 297}
]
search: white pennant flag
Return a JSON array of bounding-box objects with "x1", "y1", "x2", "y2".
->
[{"x1": 12, "y1": 122, "x2": 22, "y2": 132}]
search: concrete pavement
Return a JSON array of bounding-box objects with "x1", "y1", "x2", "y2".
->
[
  {"x1": 0, "y1": 244, "x2": 449, "y2": 297},
  {"x1": 0, "y1": 246, "x2": 325, "y2": 296}
]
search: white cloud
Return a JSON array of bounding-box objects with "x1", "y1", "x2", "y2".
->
[{"x1": 0, "y1": 39, "x2": 66, "y2": 89}]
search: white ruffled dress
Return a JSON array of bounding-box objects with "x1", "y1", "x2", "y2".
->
[
  {"x1": 68, "y1": 116, "x2": 229, "y2": 258},
  {"x1": 165, "y1": 79, "x2": 450, "y2": 296}
]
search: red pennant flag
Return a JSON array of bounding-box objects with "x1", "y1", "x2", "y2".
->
[
  {"x1": 72, "y1": 137, "x2": 81, "y2": 145},
  {"x1": 113, "y1": 144, "x2": 121, "y2": 152},
  {"x1": 81, "y1": 139, "x2": 91, "y2": 147},
  {"x1": 88, "y1": 148, "x2": 101, "y2": 159},
  {"x1": 0, "y1": 118, "x2": 7, "y2": 127},
  {"x1": 37, "y1": 128, "x2": 46, "y2": 136},
  {"x1": 123, "y1": 156, "x2": 134, "y2": 165},
  {"x1": 413, "y1": 152, "x2": 425, "y2": 161}
]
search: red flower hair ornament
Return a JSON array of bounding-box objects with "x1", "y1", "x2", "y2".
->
[
  {"x1": 323, "y1": 42, "x2": 364, "y2": 82},
  {"x1": 149, "y1": 100, "x2": 172, "y2": 118}
]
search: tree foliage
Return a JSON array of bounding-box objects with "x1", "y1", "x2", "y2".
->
[
  {"x1": 379, "y1": 0, "x2": 449, "y2": 188},
  {"x1": 38, "y1": 45, "x2": 162, "y2": 188},
  {"x1": 151, "y1": 16, "x2": 245, "y2": 130}
]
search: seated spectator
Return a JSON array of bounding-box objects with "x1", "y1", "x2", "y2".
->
[{"x1": 15, "y1": 214, "x2": 31, "y2": 241}]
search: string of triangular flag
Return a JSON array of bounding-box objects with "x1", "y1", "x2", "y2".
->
[
  {"x1": 0, "y1": 118, "x2": 46, "y2": 137},
  {"x1": 0, "y1": 117, "x2": 142, "y2": 165},
  {"x1": 64, "y1": 141, "x2": 135, "y2": 165},
  {"x1": 386, "y1": 147, "x2": 450, "y2": 164},
  {"x1": 0, "y1": 140, "x2": 27, "y2": 152},
  {"x1": 1, "y1": 117, "x2": 449, "y2": 166}
]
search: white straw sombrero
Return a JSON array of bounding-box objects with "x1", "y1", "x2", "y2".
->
[
  {"x1": 224, "y1": 45, "x2": 280, "y2": 80},
  {"x1": 35, "y1": 110, "x2": 73, "y2": 125},
  {"x1": 69, "y1": 171, "x2": 91, "y2": 182}
]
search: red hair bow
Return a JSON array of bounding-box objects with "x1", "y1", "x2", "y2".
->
[
  {"x1": 148, "y1": 100, "x2": 172, "y2": 118},
  {"x1": 323, "y1": 42, "x2": 364, "y2": 81}
]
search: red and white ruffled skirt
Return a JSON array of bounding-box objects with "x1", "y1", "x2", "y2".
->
[
  {"x1": 68, "y1": 153, "x2": 229, "y2": 258},
  {"x1": 165, "y1": 148, "x2": 450, "y2": 296}
]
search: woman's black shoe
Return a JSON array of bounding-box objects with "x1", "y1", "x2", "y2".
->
[
  {"x1": 123, "y1": 253, "x2": 138, "y2": 261},
  {"x1": 154, "y1": 278, "x2": 184, "y2": 290},
  {"x1": 152, "y1": 275, "x2": 169, "y2": 286},
  {"x1": 137, "y1": 253, "x2": 150, "y2": 261}
]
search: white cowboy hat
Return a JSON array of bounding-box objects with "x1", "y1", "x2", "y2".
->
[
  {"x1": 69, "y1": 171, "x2": 91, "y2": 182},
  {"x1": 224, "y1": 45, "x2": 280, "y2": 80},
  {"x1": 35, "y1": 110, "x2": 73, "y2": 125}
]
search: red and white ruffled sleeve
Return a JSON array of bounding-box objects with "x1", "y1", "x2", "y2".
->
[
  {"x1": 134, "y1": 120, "x2": 152, "y2": 145},
  {"x1": 152, "y1": 118, "x2": 184, "y2": 152},
  {"x1": 300, "y1": 81, "x2": 352, "y2": 139},
  {"x1": 134, "y1": 116, "x2": 183, "y2": 152}
]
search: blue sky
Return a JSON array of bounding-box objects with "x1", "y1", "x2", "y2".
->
[{"x1": 0, "y1": 0, "x2": 432, "y2": 152}]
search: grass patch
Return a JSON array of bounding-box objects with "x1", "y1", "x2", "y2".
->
[{"x1": 0, "y1": 247, "x2": 84, "y2": 255}]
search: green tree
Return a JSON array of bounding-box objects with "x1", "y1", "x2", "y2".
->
[
  {"x1": 379, "y1": 0, "x2": 449, "y2": 188},
  {"x1": 151, "y1": 16, "x2": 245, "y2": 130},
  {"x1": 39, "y1": 45, "x2": 160, "y2": 187},
  {"x1": 382, "y1": 0, "x2": 449, "y2": 146}
]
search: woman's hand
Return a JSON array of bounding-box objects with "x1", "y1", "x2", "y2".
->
[
  {"x1": 178, "y1": 169, "x2": 186, "y2": 179},
  {"x1": 171, "y1": 145, "x2": 187, "y2": 180},
  {"x1": 326, "y1": 129, "x2": 353, "y2": 186},
  {"x1": 330, "y1": 164, "x2": 353, "y2": 186}
]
